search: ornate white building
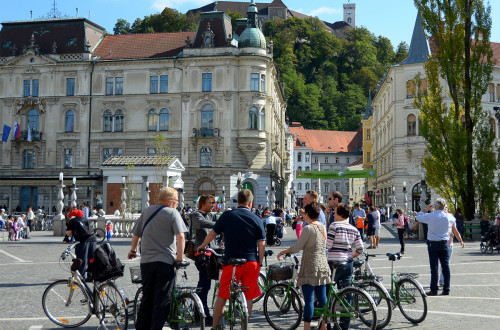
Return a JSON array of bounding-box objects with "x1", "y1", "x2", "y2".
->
[
  {"x1": 0, "y1": 1, "x2": 289, "y2": 213},
  {"x1": 369, "y1": 14, "x2": 500, "y2": 211}
]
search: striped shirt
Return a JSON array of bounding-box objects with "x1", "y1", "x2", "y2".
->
[{"x1": 326, "y1": 220, "x2": 364, "y2": 262}]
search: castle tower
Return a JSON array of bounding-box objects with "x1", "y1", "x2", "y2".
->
[{"x1": 343, "y1": 3, "x2": 356, "y2": 28}]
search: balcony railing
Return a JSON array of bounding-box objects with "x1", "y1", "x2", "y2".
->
[
  {"x1": 193, "y1": 128, "x2": 219, "y2": 137},
  {"x1": 14, "y1": 129, "x2": 43, "y2": 141}
]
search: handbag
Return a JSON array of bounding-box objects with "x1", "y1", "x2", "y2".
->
[{"x1": 184, "y1": 212, "x2": 196, "y2": 260}]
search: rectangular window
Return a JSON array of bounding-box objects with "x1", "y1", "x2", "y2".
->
[
  {"x1": 150, "y1": 76, "x2": 158, "y2": 94},
  {"x1": 367, "y1": 129, "x2": 371, "y2": 140},
  {"x1": 66, "y1": 78, "x2": 75, "y2": 96},
  {"x1": 250, "y1": 73, "x2": 259, "y2": 91},
  {"x1": 32, "y1": 79, "x2": 39, "y2": 97},
  {"x1": 113, "y1": 148, "x2": 123, "y2": 157},
  {"x1": 346, "y1": 157, "x2": 350, "y2": 164},
  {"x1": 160, "y1": 75, "x2": 168, "y2": 93},
  {"x1": 367, "y1": 152, "x2": 371, "y2": 163},
  {"x1": 202, "y1": 73, "x2": 212, "y2": 92},
  {"x1": 261, "y1": 74, "x2": 266, "y2": 93},
  {"x1": 115, "y1": 77, "x2": 123, "y2": 95},
  {"x1": 64, "y1": 149, "x2": 73, "y2": 168},
  {"x1": 106, "y1": 78, "x2": 114, "y2": 95},
  {"x1": 23, "y1": 149, "x2": 35, "y2": 169},
  {"x1": 147, "y1": 147, "x2": 156, "y2": 156},
  {"x1": 103, "y1": 148, "x2": 112, "y2": 162},
  {"x1": 23, "y1": 80, "x2": 30, "y2": 97}
]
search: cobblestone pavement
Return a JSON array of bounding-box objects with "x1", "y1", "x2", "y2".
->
[{"x1": 1, "y1": 222, "x2": 499, "y2": 329}]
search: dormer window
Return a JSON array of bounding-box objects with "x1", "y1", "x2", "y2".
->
[{"x1": 201, "y1": 22, "x2": 215, "y2": 48}]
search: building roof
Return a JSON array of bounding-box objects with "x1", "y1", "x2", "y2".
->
[
  {"x1": 102, "y1": 156, "x2": 175, "y2": 167},
  {"x1": 347, "y1": 156, "x2": 363, "y2": 167},
  {"x1": 402, "y1": 14, "x2": 431, "y2": 65},
  {"x1": 94, "y1": 31, "x2": 194, "y2": 60},
  {"x1": 289, "y1": 125, "x2": 362, "y2": 153}
]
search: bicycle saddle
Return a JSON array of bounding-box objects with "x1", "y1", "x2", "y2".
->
[
  {"x1": 386, "y1": 252, "x2": 401, "y2": 261},
  {"x1": 228, "y1": 257, "x2": 247, "y2": 265},
  {"x1": 265, "y1": 250, "x2": 274, "y2": 256},
  {"x1": 353, "y1": 260, "x2": 364, "y2": 268},
  {"x1": 175, "y1": 260, "x2": 191, "y2": 268},
  {"x1": 71, "y1": 258, "x2": 83, "y2": 271},
  {"x1": 328, "y1": 261, "x2": 347, "y2": 269}
]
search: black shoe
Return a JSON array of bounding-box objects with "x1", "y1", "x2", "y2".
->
[
  {"x1": 426, "y1": 291, "x2": 437, "y2": 296},
  {"x1": 442, "y1": 292, "x2": 450, "y2": 296},
  {"x1": 205, "y1": 316, "x2": 213, "y2": 326}
]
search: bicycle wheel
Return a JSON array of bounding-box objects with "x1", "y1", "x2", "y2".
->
[
  {"x1": 331, "y1": 287, "x2": 377, "y2": 330},
  {"x1": 263, "y1": 283, "x2": 302, "y2": 330},
  {"x1": 395, "y1": 278, "x2": 427, "y2": 323},
  {"x1": 275, "y1": 238, "x2": 282, "y2": 246},
  {"x1": 94, "y1": 228, "x2": 106, "y2": 243},
  {"x1": 42, "y1": 279, "x2": 92, "y2": 328},
  {"x1": 172, "y1": 292, "x2": 205, "y2": 329},
  {"x1": 133, "y1": 286, "x2": 143, "y2": 323},
  {"x1": 96, "y1": 282, "x2": 129, "y2": 330},
  {"x1": 480, "y1": 242, "x2": 486, "y2": 253},
  {"x1": 358, "y1": 281, "x2": 392, "y2": 329},
  {"x1": 224, "y1": 291, "x2": 248, "y2": 330},
  {"x1": 252, "y1": 272, "x2": 267, "y2": 303}
]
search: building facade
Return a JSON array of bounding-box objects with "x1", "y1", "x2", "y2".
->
[{"x1": 0, "y1": 2, "x2": 289, "y2": 213}]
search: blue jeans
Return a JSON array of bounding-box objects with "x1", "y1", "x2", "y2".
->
[
  {"x1": 301, "y1": 284, "x2": 327, "y2": 323},
  {"x1": 195, "y1": 255, "x2": 212, "y2": 318},
  {"x1": 428, "y1": 241, "x2": 450, "y2": 293},
  {"x1": 439, "y1": 245, "x2": 453, "y2": 285}
]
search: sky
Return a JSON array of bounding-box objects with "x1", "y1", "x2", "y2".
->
[{"x1": 0, "y1": 0, "x2": 499, "y2": 48}]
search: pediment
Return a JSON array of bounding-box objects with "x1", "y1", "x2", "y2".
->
[
  {"x1": 169, "y1": 158, "x2": 186, "y2": 171},
  {"x1": 3, "y1": 51, "x2": 56, "y2": 67}
]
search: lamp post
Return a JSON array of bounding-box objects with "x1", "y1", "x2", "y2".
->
[
  {"x1": 222, "y1": 185, "x2": 226, "y2": 211},
  {"x1": 391, "y1": 186, "x2": 397, "y2": 215},
  {"x1": 403, "y1": 181, "x2": 408, "y2": 213},
  {"x1": 70, "y1": 177, "x2": 78, "y2": 209},
  {"x1": 271, "y1": 181, "x2": 276, "y2": 210},
  {"x1": 145, "y1": 181, "x2": 150, "y2": 208}
]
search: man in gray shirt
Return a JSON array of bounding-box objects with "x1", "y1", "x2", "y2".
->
[{"x1": 128, "y1": 187, "x2": 186, "y2": 330}]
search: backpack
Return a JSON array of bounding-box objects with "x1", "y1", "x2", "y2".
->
[
  {"x1": 72, "y1": 218, "x2": 92, "y2": 242},
  {"x1": 88, "y1": 243, "x2": 125, "y2": 282},
  {"x1": 403, "y1": 216, "x2": 410, "y2": 229}
]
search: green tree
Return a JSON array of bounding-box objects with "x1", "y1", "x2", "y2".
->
[
  {"x1": 374, "y1": 36, "x2": 395, "y2": 65},
  {"x1": 113, "y1": 18, "x2": 131, "y2": 35},
  {"x1": 226, "y1": 10, "x2": 244, "y2": 32},
  {"x1": 395, "y1": 41, "x2": 409, "y2": 63},
  {"x1": 413, "y1": 0, "x2": 497, "y2": 220}
]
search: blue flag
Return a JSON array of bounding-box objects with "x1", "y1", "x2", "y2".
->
[{"x1": 2, "y1": 124, "x2": 11, "y2": 142}]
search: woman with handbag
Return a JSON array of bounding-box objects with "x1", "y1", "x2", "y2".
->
[
  {"x1": 191, "y1": 194, "x2": 217, "y2": 325},
  {"x1": 277, "y1": 202, "x2": 330, "y2": 330}
]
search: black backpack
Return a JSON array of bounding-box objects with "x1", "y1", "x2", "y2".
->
[
  {"x1": 88, "y1": 243, "x2": 125, "y2": 282},
  {"x1": 72, "y1": 217, "x2": 92, "y2": 242}
]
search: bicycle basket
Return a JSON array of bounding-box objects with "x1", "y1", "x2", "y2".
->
[
  {"x1": 129, "y1": 266, "x2": 142, "y2": 284},
  {"x1": 269, "y1": 263, "x2": 294, "y2": 281}
]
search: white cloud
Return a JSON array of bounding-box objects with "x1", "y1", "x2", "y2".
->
[
  {"x1": 150, "y1": 0, "x2": 211, "y2": 11},
  {"x1": 309, "y1": 7, "x2": 341, "y2": 17}
]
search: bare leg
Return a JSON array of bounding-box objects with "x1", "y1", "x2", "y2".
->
[
  {"x1": 376, "y1": 236, "x2": 380, "y2": 247},
  {"x1": 247, "y1": 299, "x2": 253, "y2": 317},
  {"x1": 212, "y1": 296, "x2": 226, "y2": 329}
]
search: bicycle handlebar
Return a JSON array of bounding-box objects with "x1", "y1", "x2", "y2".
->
[
  {"x1": 198, "y1": 247, "x2": 223, "y2": 257},
  {"x1": 283, "y1": 253, "x2": 300, "y2": 267}
]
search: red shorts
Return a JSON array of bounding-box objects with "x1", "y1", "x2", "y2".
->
[{"x1": 218, "y1": 261, "x2": 261, "y2": 300}]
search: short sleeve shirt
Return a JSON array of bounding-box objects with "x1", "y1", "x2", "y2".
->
[
  {"x1": 133, "y1": 204, "x2": 187, "y2": 265},
  {"x1": 213, "y1": 206, "x2": 266, "y2": 265}
]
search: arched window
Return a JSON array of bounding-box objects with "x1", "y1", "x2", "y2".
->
[
  {"x1": 305, "y1": 166, "x2": 310, "y2": 171},
  {"x1": 249, "y1": 107, "x2": 258, "y2": 130},
  {"x1": 65, "y1": 110, "x2": 74, "y2": 132},
  {"x1": 407, "y1": 114, "x2": 416, "y2": 136},
  {"x1": 297, "y1": 152, "x2": 302, "y2": 162},
  {"x1": 159, "y1": 108, "x2": 169, "y2": 131},
  {"x1": 114, "y1": 110, "x2": 124, "y2": 132},
  {"x1": 305, "y1": 182, "x2": 310, "y2": 190},
  {"x1": 298, "y1": 166, "x2": 302, "y2": 171},
  {"x1": 201, "y1": 104, "x2": 214, "y2": 136},
  {"x1": 260, "y1": 108, "x2": 265, "y2": 130},
  {"x1": 298, "y1": 182, "x2": 302, "y2": 190},
  {"x1": 200, "y1": 147, "x2": 212, "y2": 167},
  {"x1": 148, "y1": 109, "x2": 157, "y2": 131},
  {"x1": 27, "y1": 109, "x2": 39, "y2": 131},
  {"x1": 305, "y1": 152, "x2": 310, "y2": 162},
  {"x1": 103, "y1": 110, "x2": 113, "y2": 132}
]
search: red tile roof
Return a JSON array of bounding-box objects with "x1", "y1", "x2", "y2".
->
[
  {"x1": 289, "y1": 125, "x2": 362, "y2": 153},
  {"x1": 94, "y1": 32, "x2": 195, "y2": 60}
]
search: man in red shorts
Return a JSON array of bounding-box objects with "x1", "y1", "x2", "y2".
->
[{"x1": 197, "y1": 189, "x2": 265, "y2": 329}]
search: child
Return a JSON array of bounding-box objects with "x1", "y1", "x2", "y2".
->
[{"x1": 105, "y1": 220, "x2": 113, "y2": 241}]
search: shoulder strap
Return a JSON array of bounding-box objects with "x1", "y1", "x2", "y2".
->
[
  {"x1": 313, "y1": 223, "x2": 327, "y2": 240},
  {"x1": 141, "y1": 205, "x2": 166, "y2": 238}
]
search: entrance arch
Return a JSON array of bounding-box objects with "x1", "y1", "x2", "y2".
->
[
  {"x1": 198, "y1": 181, "x2": 215, "y2": 196},
  {"x1": 411, "y1": 182, "x2": 431, "y2": 212}
]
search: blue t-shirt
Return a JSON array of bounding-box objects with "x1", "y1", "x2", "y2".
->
[{"x1": 213, "y1": 206, "x2": 266, "y2": 266}]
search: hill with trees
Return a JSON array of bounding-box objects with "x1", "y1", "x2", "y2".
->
[{"x1": 113, "y1": 11, "x2": 408, "y2": 131}]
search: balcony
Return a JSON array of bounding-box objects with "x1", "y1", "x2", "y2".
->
[
  {"x1": 15, "y1": 129, "x2": 43, "y2": 141},
  {"x1": 193, "y1": 128, "x2": 219, "y2": 138}
]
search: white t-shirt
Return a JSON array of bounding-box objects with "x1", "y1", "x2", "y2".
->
[
  {"x1": 266, "y1": 216, "x2": 278, "y2": 225},
  {"x1": 374, "y1": 210, "x2": 381, "y2": 227}
]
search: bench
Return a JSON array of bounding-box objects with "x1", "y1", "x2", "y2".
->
[{"x1": 462, "y1": 224, "x2": 482, "y2": 240}]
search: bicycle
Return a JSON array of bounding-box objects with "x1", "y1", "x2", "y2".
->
[
  {"x1": 353, "y1": 253, "x2": 393, "y2": 329},
  {"x1": 312, "y1": 261, "x2": 377, "y2": 330},
  {"x1": 131, "y1": 260, "x2": 205, "y2": 329},
  {"x1": 253, "y1": 249, "x2": 275, "y2": 303},
  {"x1": 262, "y1": 253, "x2": 303, "y2": 330},
  {"x1": 42, "y1": 242, "x2": 128, "y2": 329},
  {"x1": 202, "y1": 247, "x2": 249, "y2": 329}
]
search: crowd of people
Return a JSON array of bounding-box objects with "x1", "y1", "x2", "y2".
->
[{"x1": 0, "y1": 207, "x2": 36, "y2": 241}]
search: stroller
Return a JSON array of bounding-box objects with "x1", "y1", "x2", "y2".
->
[
  {"x1": 480, "y1": 224, "x2": 499, "y2": 254},
  {"x1": 273, "y1": 220, "x2": 283, "y2": 246}
]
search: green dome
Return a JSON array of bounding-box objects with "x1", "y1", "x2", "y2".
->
[{"x1": 239, "y1": 27, "x2": 266, "y2": 49}]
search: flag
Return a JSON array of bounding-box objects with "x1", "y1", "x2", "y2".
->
[
  {"x1": 14, "y1": 122, "x2": 20, "y2": 139},
  {"x1": 2, "y1": 125, "x2": 11, "y2": 142},
  {"x1": 26, "y1": 124, "x2": 32, "y2": 142}
]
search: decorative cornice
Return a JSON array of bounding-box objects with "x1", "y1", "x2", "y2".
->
[
  {"x1": 15, "y1": 98, "x2": 47, "y2": 115},
  {"x1": 80, "y1": 97, "x2": 90, "y2": 105},
  {"x1": 181, "y1": 93, "x2": 191, "y2": 103},
  {"x1": 3, "y1": 98, "x2": 15, "y2": 107}
]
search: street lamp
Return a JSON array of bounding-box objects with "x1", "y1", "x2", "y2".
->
[
  {"x1": 419, "y1": 175, "x2": 428, "y2": 211},
  {"x1": 265, "y1": 186, "x2": 269, "y2": 209},
  {"x1": 271, "y1": 181, "x2": 276, "y2": 210}
]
